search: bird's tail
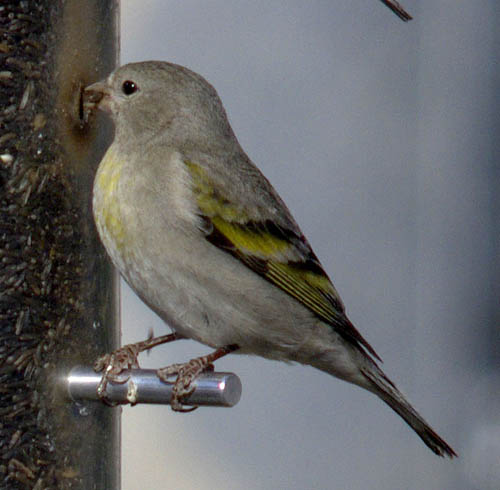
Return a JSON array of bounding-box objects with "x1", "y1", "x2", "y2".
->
[{"x1": 361, "y1": 366, "x2": 457, "y2": 458}]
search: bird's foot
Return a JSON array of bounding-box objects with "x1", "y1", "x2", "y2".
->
[
  {"x1": 157, "y1": 344, "x2": 239, "y2": 412},
  {"x1": 94, "y1": 332, "x2": 180, "y2": 404},
  {"x1": 157, "y1": 358, "x2": 211, "y2": 412}
]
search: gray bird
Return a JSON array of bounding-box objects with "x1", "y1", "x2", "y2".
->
[{"x1": 85, "y1": 61, "x2": 455, "y2": 458}]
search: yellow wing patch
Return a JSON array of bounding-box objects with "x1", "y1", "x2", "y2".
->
[
  {"x1": 185, "y1": 160, "x2": 249, "y2": 222},
  {"x1": 211, "y1": 216, "x2": 292, "y2": 258},
  {"x1": 186, "y1": 160, "x2": 294, "y2": 260}
]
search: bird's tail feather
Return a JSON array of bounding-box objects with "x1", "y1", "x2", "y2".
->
[{"x1": 361, "y1": 367, "x2": 457, "y2": 458}]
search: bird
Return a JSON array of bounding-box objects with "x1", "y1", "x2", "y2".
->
[{"x1": 84, "y1": 61, "x2": 455, "y2": 458}]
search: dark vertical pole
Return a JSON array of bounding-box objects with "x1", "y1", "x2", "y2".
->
[{"x1": 0, "y1": 1, "x2": 119, "y2": 488}]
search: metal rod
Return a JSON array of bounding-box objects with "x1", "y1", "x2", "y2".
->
[{"x1": 68, "y1": 367, "x2": 242, "y2": 407}]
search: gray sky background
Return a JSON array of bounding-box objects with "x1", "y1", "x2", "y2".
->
[{"x1": 118, "y1": 1, "x2": 499, "y2": 489}]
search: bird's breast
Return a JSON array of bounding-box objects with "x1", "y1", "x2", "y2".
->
[{"x1": 93, "y1": 146, "x2": 134, "y2": 267}]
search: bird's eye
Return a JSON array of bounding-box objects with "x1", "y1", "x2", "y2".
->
[{"x1": 122, "y1": 80, "x2": 138, "y2": 95}]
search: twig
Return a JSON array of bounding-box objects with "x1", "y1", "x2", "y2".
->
[{"x1": 380, "y1": 0, "x2": 413, "y2": 21}]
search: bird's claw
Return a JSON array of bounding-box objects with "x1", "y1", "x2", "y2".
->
[
  {"x1": 157, "y1": 358, "x2": 215, "y2": 412},
  {"x1": 94, "y1": 333, "x2": 181, "y2": 404},
  {"x1": 94, "y1": 344, "x2": 141, "y2": 404}
]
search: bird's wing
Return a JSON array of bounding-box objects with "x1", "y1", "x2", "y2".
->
[{"x1": 185, "y1": 160, "x2": 381, "y2": 360}]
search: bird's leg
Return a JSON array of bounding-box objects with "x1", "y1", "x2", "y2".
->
[
  {"x1": 157, "y1": 344, "x2": 239, "y2": 412},
  {"x1": 95, "y1": 332, "x2": 181, "y2": 403}
]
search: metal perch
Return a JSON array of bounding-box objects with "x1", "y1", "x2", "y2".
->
[{"x1": 67, "y1": 366, "x2": 242, "y2": 408}]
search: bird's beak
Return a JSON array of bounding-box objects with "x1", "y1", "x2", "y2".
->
[{"x1": 83, "y1": 80, "x2": 113, "y2": 115}]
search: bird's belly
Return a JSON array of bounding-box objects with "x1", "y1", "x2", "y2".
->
[{"x1": 118, "y1": 232, "x2": 322, "y2": 361}]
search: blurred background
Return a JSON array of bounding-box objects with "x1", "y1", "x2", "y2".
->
[{"x1": 118, "y1": 1, "x2": 499, "y2": 489}]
